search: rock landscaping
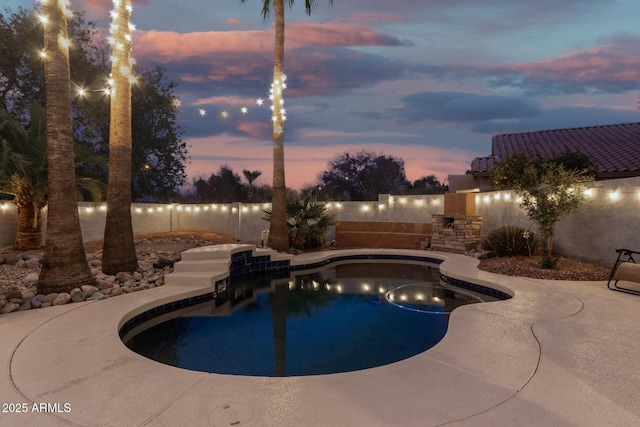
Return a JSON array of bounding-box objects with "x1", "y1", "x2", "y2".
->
[{"x1": 0, "y1": 232, "x2": 236, "y2": 315}]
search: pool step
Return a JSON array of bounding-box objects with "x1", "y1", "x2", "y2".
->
[
  {"x1": 166, "y1": 244, "x2": 293, "y2": 287},
  {"x1": 164, "y1": 271, "x2": 226, "y2": 287},
  {"x1": 180, "y1": 243, "x2": 257, "y2": 261},
  {"x1": 173, "y1": 259, "x2": 229, "y2": 273}
]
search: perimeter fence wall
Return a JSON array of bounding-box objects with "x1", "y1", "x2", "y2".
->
[{"x1": 1, "y1": 176, "x2": 639, "y2": 266}]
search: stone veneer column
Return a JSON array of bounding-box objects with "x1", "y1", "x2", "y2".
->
[{"x1": 431, "y1": 194, "x2": 482, "y2": 253}]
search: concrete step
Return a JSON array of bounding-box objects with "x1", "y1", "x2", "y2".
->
[
  {"x1": 173, "y1": 259, "x2": 229, "y2": 273},
  {"x1": 164, "y1": 271, "x2": 224, "y2": 287},
  {"x1": 180, "y1": 244, "x2": 255, "y2": 261}
]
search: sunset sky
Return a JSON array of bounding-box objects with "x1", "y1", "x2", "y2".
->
[{"x1": 14, "y1": 0, "x2": 640, "y2": 189}]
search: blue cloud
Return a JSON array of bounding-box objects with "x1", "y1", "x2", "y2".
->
[{"x1": 397, "y1": 91, "x2": 542, "y2": 124}]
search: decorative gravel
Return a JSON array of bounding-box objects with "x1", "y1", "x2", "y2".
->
[
  {"x1": 0, "y1": 231, "x2": 236, "y2": 315},
  {"x1": 478, "y1": 255, "x2": 611, "y2": 281}
]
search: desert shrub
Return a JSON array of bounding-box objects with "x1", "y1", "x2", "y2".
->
[
  {"x1": 481, "y1": 225, "x2": 540, "y2": 257},
  {"x1": 540, "y1": 253, "x2": 561, "y2": 269},
  {"x1": 263, "y1": 190, "x2": 336, "y2": 250}
]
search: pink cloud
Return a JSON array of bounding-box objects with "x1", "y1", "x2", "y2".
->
[
  {"x1": 134, "y1": 30, "x2": 270, "y2": 61},
  {"x1": 500, "y1": 45, "x2": 640, "y2": 82},
  {"x1": 236, "y1": 122, "x2": 272, "y2": 139},
  {"x1": 193, "y1": 95, "x2": 255, "y2": 106},
  {"x1": 79, "y1": 0, "x2": 149, "y2": 16},
  {"x1": 224, "y1": 18, "x2": 247, "y2": 26},
  {"x1": 133, "y1": 21, "x2": 402, "y2": 62},
  {"x1": 285, "y1": 22, "x2": 404, "y2": 47}
]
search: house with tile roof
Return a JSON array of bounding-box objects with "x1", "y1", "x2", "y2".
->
[{"x1": 449, "y1": 122, "x2": 640, "y2": 192}]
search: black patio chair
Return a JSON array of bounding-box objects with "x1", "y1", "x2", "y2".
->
[{"x1": 607, "y1": 248, "x2": 640, "y2": 296}]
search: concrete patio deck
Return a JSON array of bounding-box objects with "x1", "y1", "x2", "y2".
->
[{"x1": 1, "y1": 248, "x2": 639, "y2": 426}]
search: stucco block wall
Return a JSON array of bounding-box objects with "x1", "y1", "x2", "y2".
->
[
  {"x1": 0, "y1": 203, "x2": 18, "y2": 249},
  {"x1": 476, "y1": 176, "x2": 640, "y2": 265},
  {"x1": 2, "y1": 177, "x2": 639, "y2": 265}
]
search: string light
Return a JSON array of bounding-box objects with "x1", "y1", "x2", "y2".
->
[
  {"x1": 191, "y1": 75, "x2": 290, "y2": 128},
  {"x1": 108, "y1": 0, "x2": 136, "y2": 100}
]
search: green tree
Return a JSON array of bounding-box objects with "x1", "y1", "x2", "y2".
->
[
  {"x1": 0, "y1": 108, "x2": 47, "y2": 250},
  {"x1": 242, "y1": 169, "x2": 262, "y2": 201},
  {"x1": 1, "y1": 7, "x2": 104, "y2": 121},
  {"x1": 130, "y1": 66, "x2": 186, "y2": 201},
  {"x1": 193, "y1": 166, "x2": 244, "y2": 203},
  {"x1": 1, "y1": 105, "x2": 106, "y2": 250},
  {"x1": 240, "y1": 0, "x2": 333, "y2": 252},
  {"x1": 317, "y1": 150, "x2": 410, "y2": 200},
  {"x1": 490, "y1": 152, "x2": 594, "y2": 267},
  {"x1": 102, "y1": 0, "x2": 138, "y2": 275},
  {"x1": 408, "y1": 175, "x2": 448, "y2": 194},
  {"x1": 0, "y1": 6, "x2": 187, "y2": 201},
  {"x1": 37, "y1": 0, "x2": 94, "y2": 294}
]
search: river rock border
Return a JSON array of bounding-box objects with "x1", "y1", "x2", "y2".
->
[{"x1": 0, "y1": 248, "x2": 183, "y2": 315}]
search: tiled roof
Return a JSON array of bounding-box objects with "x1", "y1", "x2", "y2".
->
[
  {"x1": 472, "y1": 122, "x2": 640, "y2": 177},
  {"x1": 470, "y1": 156, "x2": 496, "y2": 174}
]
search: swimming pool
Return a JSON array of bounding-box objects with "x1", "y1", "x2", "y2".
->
[{"x1": 124, "y1": 262, "x2": 504, "y2": 377}]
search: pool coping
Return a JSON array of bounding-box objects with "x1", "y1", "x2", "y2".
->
[{"x1": 2, "y1": 247, "x2": 640, "y2": 426}]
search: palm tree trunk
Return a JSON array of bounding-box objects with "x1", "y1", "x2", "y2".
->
[
  {"x1": 37, "y1": 0, "x2": 94, "y2": 295},
  {"x1": 14, "y1": 199, "x2": 42, "y2": 251},
  {"x1": 102, "y1": 0, "x2": 138, "y2": 275},
  {"x1": 268, "y1": 0, "x2": 290, "y2": 252}
]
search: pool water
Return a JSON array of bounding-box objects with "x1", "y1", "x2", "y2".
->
[{"x1": 124, "y1": 262, "x2": 496, "y2": 377}]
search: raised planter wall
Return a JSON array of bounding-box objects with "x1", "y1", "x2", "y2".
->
[{"x1": 335, "y1": 221, "x2": 432, "y2": 249}]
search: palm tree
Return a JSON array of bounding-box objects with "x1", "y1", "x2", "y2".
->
[
  {"x1": 1, "y1": 106, "x2": 107, "y2": 251},
  {"x1": 0, "y1": 108, "x2": 47, "y2": 250},
  {"x1": 263, "y1": 190, "x2": 335, "y2": 249},
  {"x1": 241, "y1": 0, "x2": 333, "y2": 251},
  {"x1": 102, "y1": 0, "x2": 138, "y2": 274},
  {"x1": 242, "y1": 169, "x2": 262, "y2": 200},
  {"x1": 37, "y1": 0, "x2": 94, "y2": 294}
]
